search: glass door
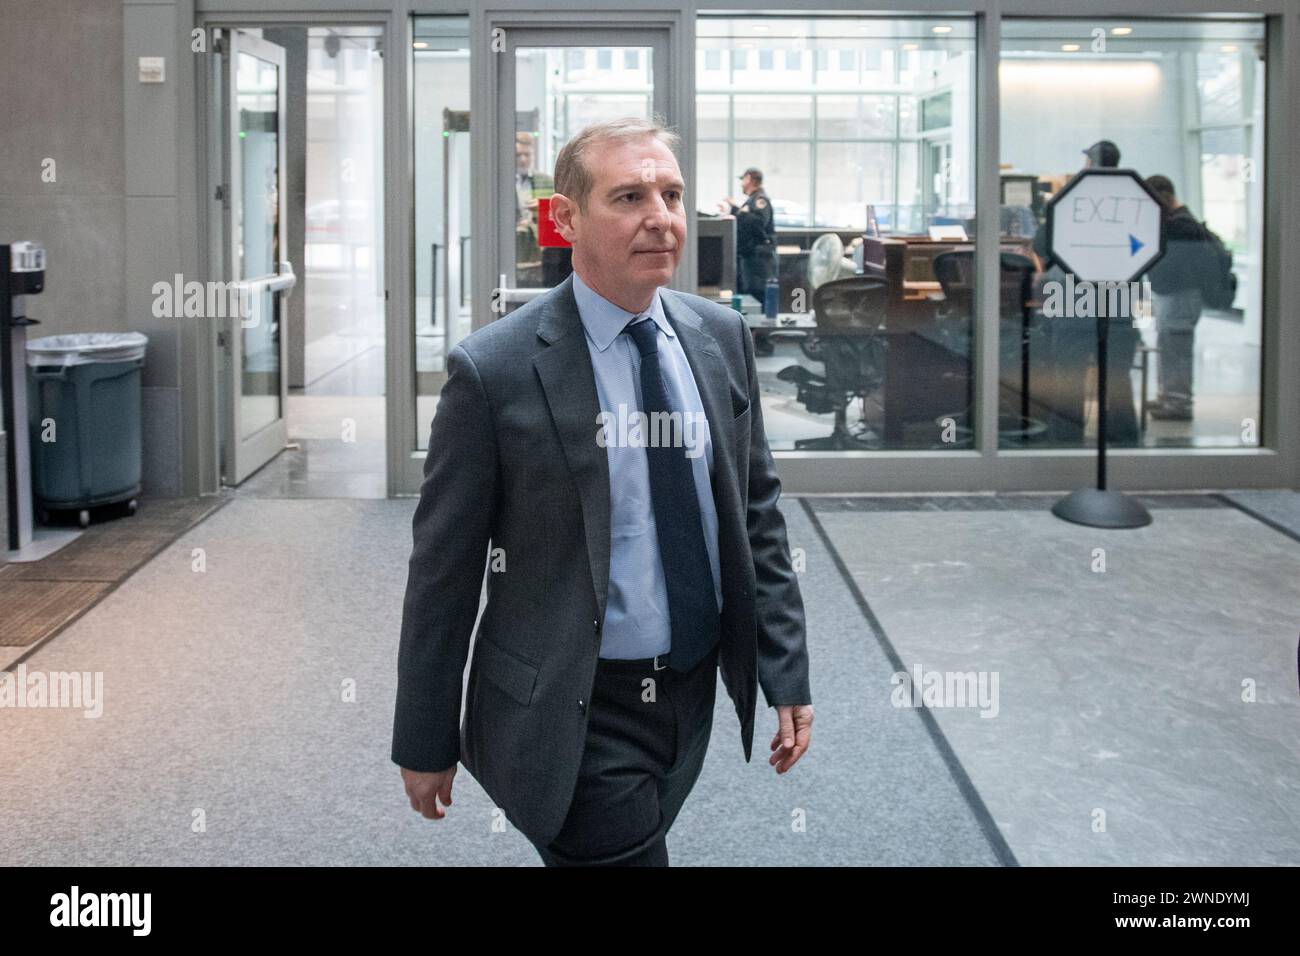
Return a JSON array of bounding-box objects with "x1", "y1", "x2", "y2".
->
[
  {"x1": 221, "y1": 29, "x2": 297, "y2": 485},
  {"x1": 491, "y1": 28, "x2": 671, "y2": 317}
]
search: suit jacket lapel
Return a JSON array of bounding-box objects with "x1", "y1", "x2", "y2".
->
[{"x1": 533, "y1": 275, "x2": 612, "y2": 616}]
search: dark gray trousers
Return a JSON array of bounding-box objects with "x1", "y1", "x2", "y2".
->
[{"x1": 532, "y1": 643, "x2": 719, "y2": 867}]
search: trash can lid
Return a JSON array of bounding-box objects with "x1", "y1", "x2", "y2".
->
[{"x1": 27, "y1": 332, "x2": 148, "y2": 366}]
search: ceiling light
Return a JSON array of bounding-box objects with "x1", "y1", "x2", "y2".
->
[
  {"x1": 902, "y1": 43, "x2": 920, "y2": 51},
  {"x1": 932, "y1": 26, "x2": 953, "y2": 35},
  {"x1": 1220, "y1": 44, "x2": 1238, "y2": 53},
  {"x1": 1111, "y1": 27, "x2": 1133, "y2": 37},
  {"x1": 412, "y1": 41, "x2": 429, "y2": 49},
  {"x1": 1061, "y1": 44, "x2": 1081, "y2": 52}
]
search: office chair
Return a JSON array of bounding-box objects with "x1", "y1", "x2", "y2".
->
[
  {"x1": 932, "y1": 249, "x2": 1037, "y2": 318},
  {"x1": 930, "y1": 250, "x2": 1047, "y2": 446},
  {"x1": 777, "y1": 276, "x2": 890, "y2": 450}
]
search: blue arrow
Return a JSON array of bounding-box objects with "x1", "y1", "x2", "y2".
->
[{"x1": 1129, "y1": 234, "x2": 1144, "y2": 256}]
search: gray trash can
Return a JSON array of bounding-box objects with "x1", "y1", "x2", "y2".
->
[{"x1": 26, "y1": 332, "x2": 148, "y2": 528}]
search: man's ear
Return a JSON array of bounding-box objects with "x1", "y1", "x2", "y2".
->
[{"x1": 550, "y1": 192, "x2": 578, "y2": 243}]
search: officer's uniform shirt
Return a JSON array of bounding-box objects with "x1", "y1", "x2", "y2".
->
[{"x1": 730, "y1": 188, "x2": 776, "y2": 254}]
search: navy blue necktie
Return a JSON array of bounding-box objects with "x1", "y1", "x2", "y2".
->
[{"x1": 624, "y1": 317, "x2": 720, "y2": 672}]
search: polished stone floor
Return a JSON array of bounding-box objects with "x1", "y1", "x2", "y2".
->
[
  {"x1": 232, "y1": 326, "x2": 386, "y2": 500},
  {"x1": 809, "y1": 493, "x2": 1300, "y2": 866}
]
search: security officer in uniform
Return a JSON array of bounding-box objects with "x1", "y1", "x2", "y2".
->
[{"x1": 717, "y1": 167, "x2": 776, "y2": 301}]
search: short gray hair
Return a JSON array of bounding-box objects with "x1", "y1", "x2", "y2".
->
[{"x1": 553, "y1": 115, "x2": 682, "y2": 212}]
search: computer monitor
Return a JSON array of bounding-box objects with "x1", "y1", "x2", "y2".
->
[
  {"x1": 696, "y1": 216, "x2": 736, "y2": 292},
  {"x1": 698, "y1": 236, "x2": 722, "y2": 286}
]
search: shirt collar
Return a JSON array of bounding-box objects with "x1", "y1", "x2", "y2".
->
[{"x1": 572, "y1": 270, "x2": 674, "y2": 353}]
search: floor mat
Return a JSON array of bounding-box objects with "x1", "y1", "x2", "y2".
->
[{"x1": 0, "y1": 496, "x2": 227, "y2": 661}]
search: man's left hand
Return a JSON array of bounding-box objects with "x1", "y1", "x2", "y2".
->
[{"x1": 769, "y1": 704, "x2": 813, "y2": 773}]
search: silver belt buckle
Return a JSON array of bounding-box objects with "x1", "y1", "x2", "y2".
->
[{"x1": 652, "y1": 653, "x2": 668, "y2": 671}]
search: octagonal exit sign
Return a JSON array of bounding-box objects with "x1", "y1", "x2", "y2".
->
[{"x1": 1045, "y1": 168, "x2": 1166, "y2": 283}]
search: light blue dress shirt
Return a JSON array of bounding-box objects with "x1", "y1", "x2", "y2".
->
[{"x1": 571, "y1": 270, "x2": 724, "y2": 659}]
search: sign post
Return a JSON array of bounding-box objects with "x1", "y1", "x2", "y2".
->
[{"x1": 1044, "y1": 168, "x2": 1165, "y2": 529}]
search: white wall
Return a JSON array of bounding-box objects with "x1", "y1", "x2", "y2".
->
[{"x1": 999, "y1": 55, "x2": 1183, "y2": 184}]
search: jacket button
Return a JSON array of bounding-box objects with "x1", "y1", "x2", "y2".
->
[
  {"x1": 593, "y1": 619, "x2": 600, "y2": 633},
  {"x1": 577, "y1": 699, "x2": 586, "y2": 713}
]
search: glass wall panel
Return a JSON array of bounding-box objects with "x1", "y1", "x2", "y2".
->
[
  {"x1": 998, "y1": 19, "x2": 1266, "y2": 450},
  {"x1": 696, "y1": 16, "x2": 976, "y2": 451},
  {"x1": 513, "y1": 45, "x2": 654, "y2": 292},
  {"x1": 413, "y1": 17, "x2": 471, "y2": 450}
]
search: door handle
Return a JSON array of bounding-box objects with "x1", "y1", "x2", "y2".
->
[
  {"x1": 232, "y1": 263, "x2": 296, "y2": 327},
  {"x1": 275, "y1": 260, "x2": 297, "y2": 299}
]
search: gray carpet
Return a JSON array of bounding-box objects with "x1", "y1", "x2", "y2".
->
[{"x1": 0, "y1": 496, "x2": 1003, "y2": 866}]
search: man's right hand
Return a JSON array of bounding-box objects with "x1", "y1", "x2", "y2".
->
[{"x1": 401, "y1": 765, "x2": 457, "y2": 820}]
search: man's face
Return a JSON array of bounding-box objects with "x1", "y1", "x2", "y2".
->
[
  {"x1": 740, "y1": 173, "x2": 756, "y2": 194},
  {"x1": 516, "y1": 141, "x2": 534, "y2": 173},
  {"x1": 551, "y1": 135, "x2": 686, "y2": 306}
]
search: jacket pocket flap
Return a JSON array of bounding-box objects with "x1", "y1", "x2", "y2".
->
[{"x1": 474, "y1": 639, "x2": 538, "y2": 706}]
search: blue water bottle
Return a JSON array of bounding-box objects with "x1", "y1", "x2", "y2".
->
[{"x1": 764, "y1": 277, "x2": 779, "y2": 319}]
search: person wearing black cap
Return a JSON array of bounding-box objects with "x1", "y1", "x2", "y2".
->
[
  {"x1": 1033, "y1": 140, "x2": 1123, "y2": 262},
  {"x1": 717, "y1": 167, "x2": 776, "y2": 301},
  {"x1": 1083, "y1": 139, "x2": 1121, "y2": 169}
]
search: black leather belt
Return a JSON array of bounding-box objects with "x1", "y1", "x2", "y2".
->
[{"x1": 598, "y1": 652, "x2": 671, "y2": 671}]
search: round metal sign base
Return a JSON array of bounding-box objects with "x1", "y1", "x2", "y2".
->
[{"x1": 1051, "y1": 488, "x2": 1153, "y2": 529}]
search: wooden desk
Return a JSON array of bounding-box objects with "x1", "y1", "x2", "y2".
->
[
  {"x1": 902, "y1": 280, "x2": 942, "y2": 301},
  {"x1": 862, "y1": 236, "x2": 1037, "y2": 302}
]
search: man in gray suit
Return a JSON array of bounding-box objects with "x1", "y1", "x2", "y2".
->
[{"x1": 392, "y1": 116, "x2": 813, "y2": 865}]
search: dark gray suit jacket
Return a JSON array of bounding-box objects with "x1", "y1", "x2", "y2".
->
[{"x1": 391, "y1": 272, "x2": 811, "y2": 848}]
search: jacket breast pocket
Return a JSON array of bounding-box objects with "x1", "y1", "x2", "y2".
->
[
  {"x1": 731, "y1": 401, "x2": 752, "y2": 497},
  {"x1": 473, "y1": 638, "x2": 538, "y2": 706},
  {"x1": 733, "y1": 402, "x2": 752, "y2": 449}
]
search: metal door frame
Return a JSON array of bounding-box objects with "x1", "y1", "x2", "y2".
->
[
  {"x1": 221, "y1": 29, "x2": 296, "y2": 485},
  {"x1": 490, "y1": 26, "x2": 673, "y2": 323},
  {"x1": 196, "y1": 8, "x2": 404, "y2": 494}
]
